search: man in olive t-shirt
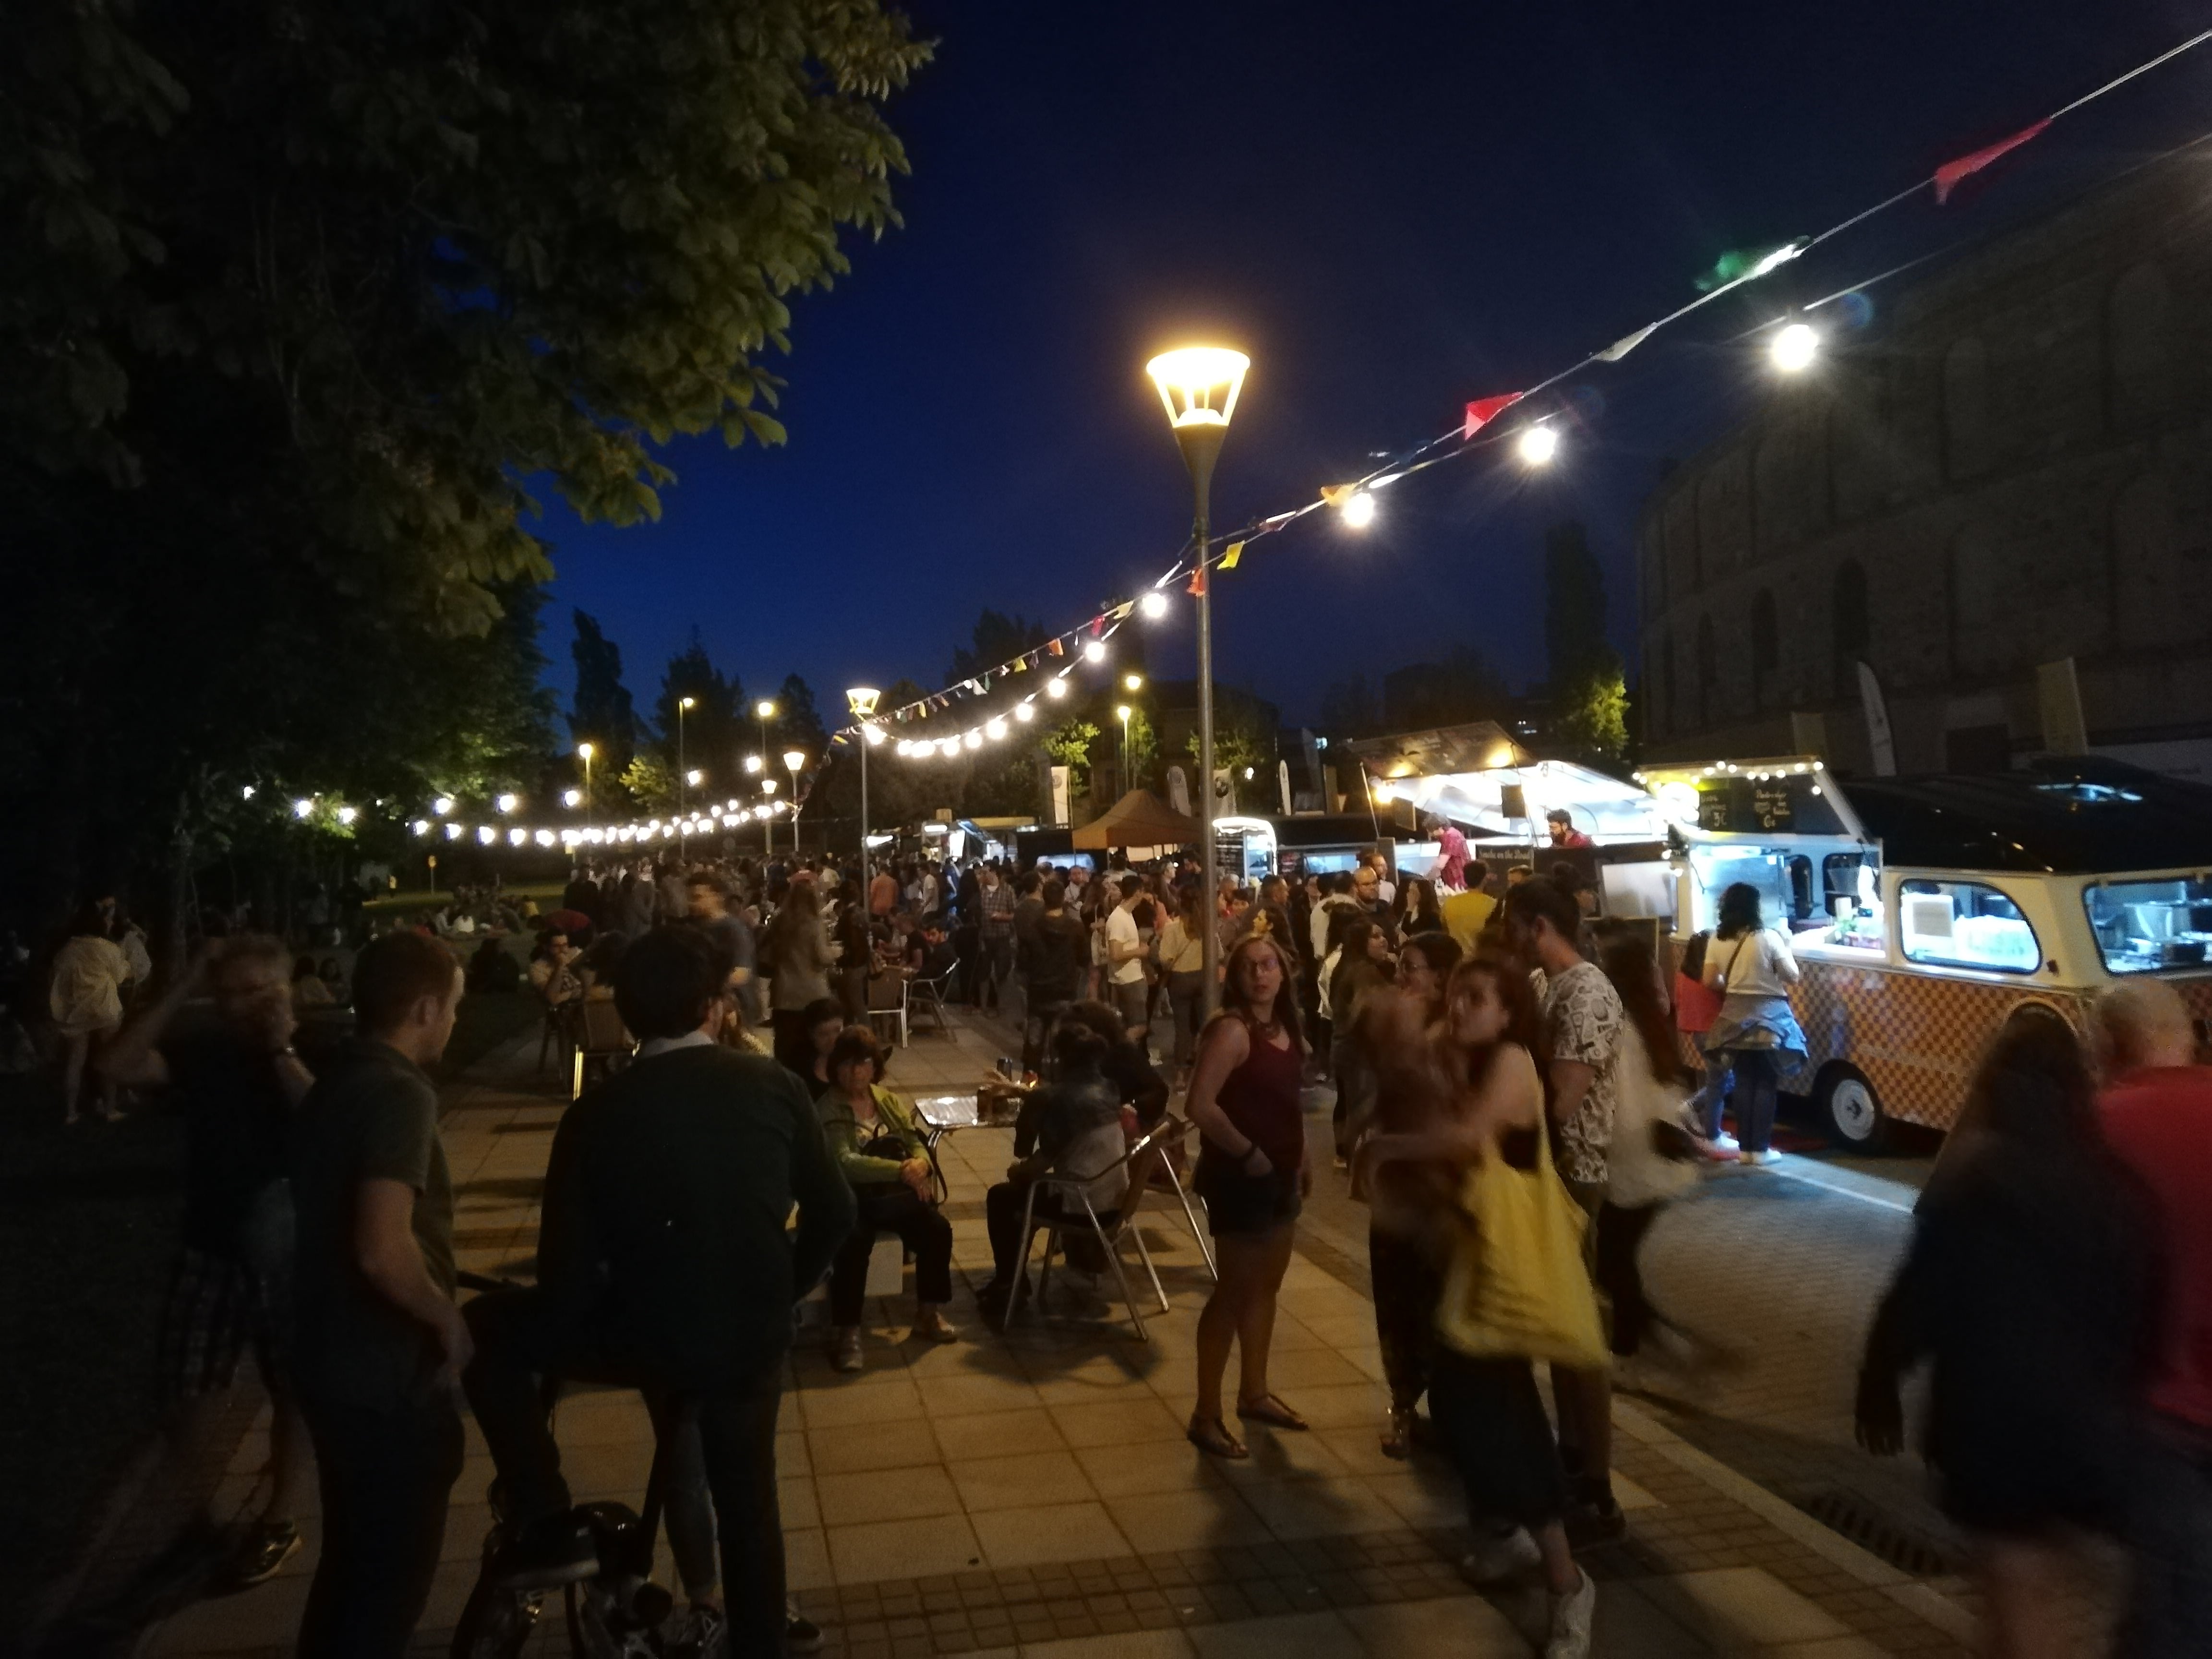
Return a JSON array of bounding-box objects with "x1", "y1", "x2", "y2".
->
[{"x1": 289, "y1": 935, "x2": 470, "y2": 1659}]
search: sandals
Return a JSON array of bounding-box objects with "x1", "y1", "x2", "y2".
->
[
  {"x1": 1186, "y1": 1415, "x2": 1249, "y2": 1460},
  {"x1": 1237, "y1": 1393, "x2": 1310, "y2": 1431}
]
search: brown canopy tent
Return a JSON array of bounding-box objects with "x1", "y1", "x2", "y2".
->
[{"x1": 1070, "y1": 789, "x2": 1201, "y2": 850}]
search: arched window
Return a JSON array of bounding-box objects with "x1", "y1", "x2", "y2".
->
[
  {"x1": 2108, "y1": 262, "x2": 2174, "y2": 428},
  {"x1": 1943, "y1": 337, "x2": 1991, "y2": 480},
  {"x1": 1751, "y1": 589, "x2": 1779, "y2": 709},
  {"x1": 1832, "y1": 560, "x2": 1868, "y2": 699},
  {"x1": 1696, "y1": 614, "x2": 1717, "y2": 730}
]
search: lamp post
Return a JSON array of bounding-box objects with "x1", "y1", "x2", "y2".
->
[
  {"x1": 1115, "y1": 703, "x2": 1133, "y2": 795},
  {"x1": 577, "y1": 741, "x2": 596, "y2": 829},
  {"x1": 755, "y1": 699, "x2": 778, "y2": 855},
  {"x1": 1145, "y1": 346, "x2": 1250, "y2": 1017},
  {"x1": 677, "y1": 696, "x2": 696, "y2": 854},
  {"x1": 847, "y1": 687, "x2": 881, "y2": 882},
  {"x1": 783, "y1": 749, "x2": 807, "y2": 853}
]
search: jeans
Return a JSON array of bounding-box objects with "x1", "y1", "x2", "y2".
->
[
  {"x1": 1727, "y1": 1047, "x2": 1781, "y2": 1152},
  {"x1": 461, "y1": 1289, "x2": 790, "y2": 1658},
  {"x1": 1166, "y1": 971, "x2": 1205, "y2": 1068},
  {"x1": 1369, "y1": 1225, "x2": 1445, "y2": 1409},
  {"x1": 829, "y1": 1187, "x2": 953, "y2": 1324},
  {"x1": 1595, "y1": 1202, "x2": 1660, "y2": 1357},
  {"x1": 1687, "y1": 1034, "x2": 1730, "y2": 1139},
  {"x1": 297, "y1": 1395, "x2": 464, "y2": 1659},
  {"x1": 978, "y1": 933, "x2": 1013, "y2": 1009}
]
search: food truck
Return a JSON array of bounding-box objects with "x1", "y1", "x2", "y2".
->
[{"x1": 1645, "y1": 754, "x2": 2212, "y2": 1146}]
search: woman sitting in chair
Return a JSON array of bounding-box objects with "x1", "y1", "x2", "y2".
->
[
  {"x1": 816, "y1": 1027, "x2": 957, "y2": 1370},
  {"x1": 974, "y1": 1024, "x2": 1131, "y2": 1331}
]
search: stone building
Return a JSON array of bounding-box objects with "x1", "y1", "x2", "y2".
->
[{"x1": 1636, "y1": 150, "x2": 2212, "y2": 779}]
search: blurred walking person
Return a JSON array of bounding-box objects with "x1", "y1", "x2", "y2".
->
[
  {"x1": 2092, "y1": 979, "x2": 2212, "y2": 1658},
  {"x1": 1857, "y1": 1005, "x2": 2153, "y2": 1659}
]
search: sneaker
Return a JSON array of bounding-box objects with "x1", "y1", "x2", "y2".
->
[
  {"x1": 1564, "y1": 1496, "x2": 1627, "y2": 1547},
  {"x1": 226, "y1": 1518, "x2": 302, "y2": 1586},
  {"x1": 492, "y1": 1509, "x2": 600, "y2": 1588},
  {"x1": 1458, "y1": 1526, "x2": 1541, "y2": 1585},
  {"x1": 914, "y1": 1308, "x2": 959, "y2": 1343},
  {"x1": 785, "y1": 1603, "x2": 825, "y2": 1654},
  {"x1": 1738, "y1": 1148, "x2": 1781, "y2": 1166},
  {"x1": 1545, "y1": 1566, "x2": 1597, "y2": 1659},
  {"x1": 830, "y1": 1327, "x2": 865, "y2": 1373},
  {"x1": 666, "y1": 1602, "x2": 727, "y2": 1659}
]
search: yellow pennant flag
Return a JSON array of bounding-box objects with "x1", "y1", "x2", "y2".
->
[{"x1": 1219, "y1": 540, "x2": 1244, "y2": 570}]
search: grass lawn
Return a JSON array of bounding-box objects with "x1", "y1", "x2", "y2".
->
[{"x1": 359, "y1": 879, "x2": 565, "y2": 920}]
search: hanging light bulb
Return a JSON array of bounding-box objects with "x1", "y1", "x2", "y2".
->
[
  {"x1": 336, "y1": 805, "x2": 358, "y2": 826},
  {"x1": 433, "y1": 796, "x2": 455, "y2": 816},
  {"x1": 1517, "y1": 424, "x2": 1560, "y2": 466},
  {"x1": 1340, "y1": 491, "x2": 1376, "y2": 529},
  {"x1": 1083, "y1": 640, "x2": 1106, "y2": 664},
  {"x1": 1770, "y1": 320, "x2": 1819, "y2": 372},
  {"x1": 1014, "y1": 702, "x2": 1036, "y2": 723},
  {"x1": 1046, "y1": 677, "x2": 1070, "y2": 700},
  {"x1": 986, "y1": 718, "x2": 1008, "y2": 740},
  {"x1": 411, "y1": 819, "x2": 432, "y2": 837},
  {"x1": 495, "y1": 793, "x2": 518, "y2": 814},
  {"x1": 939, "y1": 738, "x2": 962, "y2": 757},
  {"x1": 535, "y1": 829, "x2": 555, "y2": 847},
  {"x1": 963, "y1": 730, "x2": 983, "y2": 750},
  {"x1": 1140, "y1": 591, "x2": 1170, "y2": 619}
]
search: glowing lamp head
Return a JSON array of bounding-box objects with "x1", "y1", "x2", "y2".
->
[
  {"x1": 744, "y1": 754, "x2": 763, "y2": 774},
  {"x1": 411, "y1": 819, "x2": 432, "y2": 836},
  {"x1": 685, "y1": 769, "x2": 703, "y2": 787},
  {"x1": 292, "y1": 798, "x2": 314, "y2": 819},
  {"x1": 863, "y1": 724, "x2": 885, "y2": 746},
  {"x1": 1123, "y1": 673, "x2": 1144, "y2": 691},
  {"x1": 476, "y1": 826, "x2": 496, "y2": 846},
  {"x1": 1139, "y1": 591, "x2": 1169, "y2": 620},
  {"x1": 986, "y1": 718, "x2": 1008, "y2": 740},
  {"x1": 1340, "y1": 491, "x2": 1377, "y2": 529},
  {"x1": 535, "y1": 829, "x2": 555, "y2": 847},
  {"x1": 336, "y1": 805, "x2": 358, "y2": 826},
  {"x1": 679, "y1": 696, "x2": 696, "y2": 711},
  {"x1": 495, "y1": 793, "x2": 517, "y2": 814},
  {"x1": 964, "y1": 730, "x2": 983, "y2": 751},
  {"x1": 241, "y1": 784, "x2": 256, "y2": 800},
  {"x1": 1517, "y1": 424, "x2": 1560, "y2": 466},
  {"x1": 1115, "y1": 704, "x2": 1133, "y2": 721},
  {"x1": 761, "y1": 778, "x2": 778, "y2": 795},
  {"x1": 1145, "y1": 347, "x2": 1250, "y2": 432},
  {"x1": 1046, "y1": 676, "x2": 1070, "y2": 700},
  {"x1": 507, "y1": 828, "x2": 527, "y2": 846},
  {"x1": 845, "y1": 686, "x2": 881, "y2": 719},
  {"x1": 562, "y1": 788, "x2": 582, "y2": 808},
  {"x1": 1083, "y1": 640, "x2": 1106, "y2": 664},
  {"x1": 445, "y1": 823, "x2": 463, "y2": 840},
  {"x1": 782, "y1": 750, "x2": 805, "y2": 775},
  {"x1": 755, "y1": 700, "x2": 776, "y2": 721},
  {"x1": 939, "y1": 738, "x2": 962, "y2": 757},
  {"x1": 577, "y1": 742, "x2": 595, "y2": 763},
  {"x1": 1014, "y1": 702, "x2": 1036, "y2": 723},
  {"x1": 432, "y1": 795, "x2": 454, "y2": 816},
  {"x1": 1771, "y1": 321, "x2": 1820, "y2": 372}
]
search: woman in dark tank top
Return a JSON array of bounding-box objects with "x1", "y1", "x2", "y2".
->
[{"x1": 1182, "y1": 934, "x2": 1312, "y2": 1460}]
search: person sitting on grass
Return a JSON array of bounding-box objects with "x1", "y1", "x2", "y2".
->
[
  {"x1": 815, "y1": 1027, "x2": 957, "y2": 1370},
  {"x1": 974, "y1": 1023, "x2": 1132, "y2": 1330}
]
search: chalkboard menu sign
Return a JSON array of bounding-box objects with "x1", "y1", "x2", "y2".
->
[{"x1": 1693, "y1": 774, "x2": 1845, "y2": 836}]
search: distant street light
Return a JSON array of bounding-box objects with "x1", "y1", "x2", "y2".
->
[
  {"x1": 1340, "y1": 491, "x2": 1377, "y2": 529},
  {"x1": 677, "y1": 695, "x2": 697, "y2": 849},
  {"x1": 1115, "y1": 703, "x2": 1134, "y2": 792},
  {"x1": 848, "y1": 687, "x2": 881, "y2": 880},
  {"x1": 577, "y1": 741, "x2": 595, "y2": 827},
  {"x1": 1517, "y1": 424, "x2": 1560, "y2": 466},
  {"x1": 1145, "y1": 344, "x2": 1250, "y2": 1018},
  {"x1": 1771, "y1": 320, "x2": 1820, "y2": 373},
  {"x1": 755, "y1": 699, "x2": 778, "y2": 854},
  {"x1": 783, "y1": 750, "x2": 806, "y2": 851}
]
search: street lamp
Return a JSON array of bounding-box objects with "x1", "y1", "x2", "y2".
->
[
  {"x1": 782, "y1": 750, "x2": 806, "y2": 849},
  {"x1": 577, "y1": 741, "x2": 596, "y2": 827},
  {"x1": 754, "y1": 699, "x2": 778, "y2": 854},
  {"x1": 1146, "y1": 344, "x2": 1250, "y2": 1017},
  {"x1": 1115, "y1": 703, "x2": 1134, "y2": 793},
  {"x1": 1123, "y1": 673, "x2": 1144, "y2": 693},
  {"x1": 677, "y1": 693, "x2": 696, "y2": 825},
  {"x1": 847, "y1": 687, "x2": 881, "y2": 881}
]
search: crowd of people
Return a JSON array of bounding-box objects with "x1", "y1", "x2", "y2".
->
[{"x1": 35, "y1": 817, "x2": 2212, "y2": 1659}]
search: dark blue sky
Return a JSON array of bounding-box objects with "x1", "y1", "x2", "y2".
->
[{"x1": 541, "y1": 0, "x2": 2211, "y2": 728}]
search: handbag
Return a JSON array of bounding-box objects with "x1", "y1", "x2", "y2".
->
[{"x1": 1434, "y1": 1123, "x2": 1609, "y2": 1370}]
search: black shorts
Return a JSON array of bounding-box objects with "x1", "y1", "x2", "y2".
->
[{"x1": 1196, "y1": 1158, "x2": 1302, "y2": 1238}]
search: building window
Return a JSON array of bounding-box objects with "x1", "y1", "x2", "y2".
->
[
  {"x1": 1942, "y1": 336, "x2": 1990, "y2": 479},
  {"x1": 2108, "y1": 262, "x2": 2174, "y2": 428},
  {"x1": 1831, "y1": 560, "x2": 1868, "y2": 699},
  {"x1": 1750, "y1": 589, "x2": 1779, "y2": 709},
  {"x1": 1695, "y1": 614, "x2": 1717, "y2": 730}
]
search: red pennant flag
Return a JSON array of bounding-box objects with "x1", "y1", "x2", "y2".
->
[
  {"x1": 1463, "y1": 391, "x2": 1524, "y2": 440},
  {"x1": 1089, "y1": 616, "x2": 1105, "y2": 637},
  {"x1": 1188, "y1": 567, "x2": 1207, "y2": 597},
  {"x1": 1934, "y1": 120, "x2": 2049, "y2": 204}
]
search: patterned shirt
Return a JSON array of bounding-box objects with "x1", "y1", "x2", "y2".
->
[{"x1": 1541, "y1": 959, "x2": 1624, "y2": 1187}]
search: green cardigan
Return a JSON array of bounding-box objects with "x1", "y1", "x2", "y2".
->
[{"x1": 815, "y1": 1083, "x2": 931, "y2": 1186}]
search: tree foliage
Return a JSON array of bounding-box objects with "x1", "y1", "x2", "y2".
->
[
  {"x1": 569, "y1": 610, "x2": 638, "y2": 778},
  {"x1": 947, "y1": 610, "x2": 1048, "y2": 686},
  {"x1": 1542, "y1": 521, "x2": 1628, "y2": 765}
]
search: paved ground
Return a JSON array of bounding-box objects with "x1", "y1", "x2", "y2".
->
[{"x1": 135, "y1": 1006, "x2": 1985, "y2": 1658}]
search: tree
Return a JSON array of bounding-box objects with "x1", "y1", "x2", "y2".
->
[
  {"x1": 947, "y1": 610, "x2": 1049, "y2": 686},
  {"x1": 651, "y1": 636, "x2": 744, "y2": 793},
  {"x1": 1319, "y1": 676, "x2": 1380, "y2": 738},
  {"x1": 769, "y1": 674, "x2": 828, "y2": 763},
  {"x1": 619, "y1": 754, "x2": 675, "y2": 814},
  {"x1": 569, "y1": 611, "x2": 638, "y2": 780},
  {"x1": 1383, "y1": 648, "x2": 1508, "y2": 730},
  {"x1": 1543, "y1": 521, "x2": 1628, "y2": 764},
  {"x1": 1044, "y1": 720, "x2": 1102, "y2": 799}
]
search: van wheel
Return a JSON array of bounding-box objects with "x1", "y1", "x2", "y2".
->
[{"x1": 1814, "y1": 1063, "x2": 1887, "y2": 1150}]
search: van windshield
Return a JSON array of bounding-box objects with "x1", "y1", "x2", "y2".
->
[{"x1": 2083, "y1": 877, "x2": 2212, "y2": 976}]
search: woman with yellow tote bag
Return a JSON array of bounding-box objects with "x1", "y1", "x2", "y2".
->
[{"x1": 1358, "y1": 955, "x2": 1601, "y2": 1659}]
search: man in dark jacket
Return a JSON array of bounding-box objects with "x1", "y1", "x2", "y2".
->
[
  {"x1": 463, "y1": 926, "x2": 854, "y2": 1653},
  {"x1": 1020, "y1": 878, "x2": 1092, "y2": 1073}
]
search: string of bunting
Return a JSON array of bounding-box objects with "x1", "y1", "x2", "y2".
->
[{"x1": 822, "y1": 24, "x2": 2212, "y2": 760}]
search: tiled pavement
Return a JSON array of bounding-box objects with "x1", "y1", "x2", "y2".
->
[{"x1": 144, "y1": 1014, "x2": 1977, "y2": 1658}]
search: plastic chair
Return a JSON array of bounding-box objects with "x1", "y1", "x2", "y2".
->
[
  {"x1": 1008, "y1": 1118, "x2": 1208, "y2": 1341},
  {"x1": 571, "y1": 998, "x2": 632, "y2": 1101},
  {"x1": 866, "y1": 972, "x2": 909, "y2": 1048}
]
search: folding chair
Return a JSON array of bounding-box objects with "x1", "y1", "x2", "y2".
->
[
  {"x1": 910, "y1": 960, "x2": 959, "y2": 1037},
  {"x1": 865, "y1": 972, "x2": 910, "y2": 1048},
  {"x1": 571, "y1": 998, "x2": 633, "y2": 1101},
  {"x1": 1010, "y1": 1118, "x2": 1200, "y2": 1342},
  {"x1": 1139, "y1": 1115, "x2": 1218, "y2": 1280}
]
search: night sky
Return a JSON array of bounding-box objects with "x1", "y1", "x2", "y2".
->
[{"x1": 540, "y1": 0, "x2": 2212, "y2": 729}]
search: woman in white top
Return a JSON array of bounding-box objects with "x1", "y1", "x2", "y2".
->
[{"x1": 1699, "y1": 883, "x2": 1808, "y2": 1165}]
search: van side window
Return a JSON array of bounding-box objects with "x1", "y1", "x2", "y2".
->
[{"x1": 1898, "y1": 879, "x2": 2039, "y2": 974}]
